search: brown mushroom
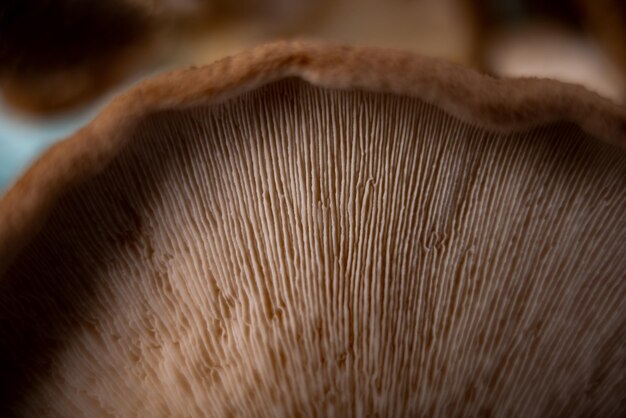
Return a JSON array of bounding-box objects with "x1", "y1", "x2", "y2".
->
[{"x1": 0, "y1": 42, "x2": 625, "y2": 417}]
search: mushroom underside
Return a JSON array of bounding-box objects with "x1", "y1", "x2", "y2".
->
[{"x1": 1, "y1": 78, "x2": 625, "y2": 417}]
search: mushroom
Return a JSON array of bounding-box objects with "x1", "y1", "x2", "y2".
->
[
  {"x1": 0, "y1": 0, "x2": 159, "y2": 114},
  {"x1": 0, "y1": 42, "x2": 624, "y2": 417}
]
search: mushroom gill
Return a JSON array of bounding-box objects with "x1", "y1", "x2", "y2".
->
[{"x1": 0, "y1": 42, "x2": 625, "y2": 417}]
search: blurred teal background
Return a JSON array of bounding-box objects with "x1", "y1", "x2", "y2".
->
[{"x1": 0, "y1": 100, "x2": 98, "y2": 193}]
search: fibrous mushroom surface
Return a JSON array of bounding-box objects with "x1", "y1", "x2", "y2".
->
[{"x1": 0, "y1": 43, "x2": 625, "y2": 417}]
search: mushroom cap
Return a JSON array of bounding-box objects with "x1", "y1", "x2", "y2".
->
[{"x1": 0, "y1": 41, "x2": 625, "y2": 417}]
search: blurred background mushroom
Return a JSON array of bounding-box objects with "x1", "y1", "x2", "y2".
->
[{"x1": 1, "y1": 0, "x2": 626, "y2": 191}]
